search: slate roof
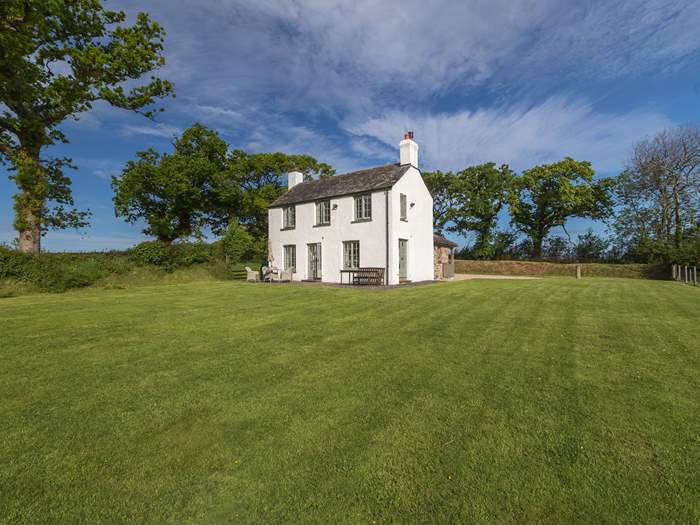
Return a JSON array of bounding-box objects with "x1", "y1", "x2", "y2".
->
[
  {"x1": 433, "y1": 233, "x2": 458, "y2": 247},
  {"x1": 269, "y1": 163, "x2": 412, "y2": 208}
]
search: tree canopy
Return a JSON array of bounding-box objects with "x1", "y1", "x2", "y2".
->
[
  {"x1": 113, "y1": 124, "x2": 228, "y2": 243},
  {"x1": 422, "y1": 170, "x2": 458, "y2": 234},
  {"x1": 0, "y1": 0, "x2": 173, "y2": 252},
  {"x1": 449, "y1": 163, "x2": 514, "y2": 259},
  {"x1": 509, "y1": 157, "x2": 614, "y2": 258},
  {"x1": 221, "y1": 151, "x2": 334, "y2": 239},
  {"x1": 613, "y1": 126, "x2": 700, "y2": 263},
  {"x1": 113, "y1": 124, "x2": 334, "y2": 243}
]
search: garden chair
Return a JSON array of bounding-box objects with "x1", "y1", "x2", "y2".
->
[
  {"x1": 245, "y1": 267, "x2": 260, "y2": 282},
  {"x1": 278, "y1": 267, "x2": 294, "y2": 282}
]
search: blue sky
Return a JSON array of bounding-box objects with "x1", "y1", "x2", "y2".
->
[{"x1": 2, "y1": 0, "x2": 700, "y2": 251}]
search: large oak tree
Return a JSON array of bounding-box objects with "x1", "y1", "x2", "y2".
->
[
  {"x1": 113, "y1": 124, "x2": 228, "y2": 243},
  {"x1": 0, "y1": 0, "x2": 173, "y2": 252},
  {"x1": 509, "y1": 158, "x2": 613, "y2": 259},
  {"x1": 113, "y1": 124, "x2": 334, "y2": 243}
]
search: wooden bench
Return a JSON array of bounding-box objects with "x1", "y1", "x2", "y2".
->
[{"x1": 340, "y1": 267, "x2": 385, "y2": 285}]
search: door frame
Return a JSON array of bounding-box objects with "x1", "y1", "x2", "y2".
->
[
  {"x1": 398, "y1": 238, "x2": 408, "y2": 279},
  {"x1": 307, "y1": 242, "x2": 322, "y2": 280}
]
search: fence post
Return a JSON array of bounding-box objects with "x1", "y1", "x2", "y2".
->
[
  {"x1": 672, "y1": 264, "x2": 677, "y2": 280},
  {"x1": 576, "y1": 264, "x2": 581, "y2": 279},
  {"x1": 694, "y1": 266, "x2": 697, "y2": 286},
  {"x1": 685, "y1": 265, "x2": 689, "y2": 284}
]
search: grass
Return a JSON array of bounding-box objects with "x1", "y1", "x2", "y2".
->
[{"x1": 1, "y1": 278, "x2": 698, "y2": 523}]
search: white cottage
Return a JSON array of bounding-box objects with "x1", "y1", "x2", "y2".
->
[{"x1": 267, "y1": 132, "x2": 434, "y2": 285}]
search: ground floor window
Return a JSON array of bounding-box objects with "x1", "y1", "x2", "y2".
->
[
  {"x1": 343, "y1": 241, "x2": 360, "y2": 269},
  {"x1": 283, "y1": 245, "x2": 296, "y2": 271}
]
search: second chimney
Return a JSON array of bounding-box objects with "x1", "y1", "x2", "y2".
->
[
  {"x1": 399, "y1": 132, "x2": 419, "y2": 168},
  {"x1": 287, "y1": 171, "x2": 303, "y2": 189}
]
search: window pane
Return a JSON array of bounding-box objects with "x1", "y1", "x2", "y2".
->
[
  {"x1": 284, "y1": 245, "x2": 296, "y2": 270},
  {"x1": 343, "y1": 241, "x2": 360, "y2": 269},
  {"x1": 317, "y1": 200, "x2": 330, "y2": 225},
  {"x1": 400, "y1": 194, "x2": 407, "y2": 220},
  {"x1": 355, "y1": 194, "x2": 371, "y2": 220},
  {"x1": 283, "y1": 206, "x2": 295, "y2": 228}
]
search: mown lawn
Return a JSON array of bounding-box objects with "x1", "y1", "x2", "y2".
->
[{"x1": 1, "y1": 278, "x2": 698, "y2": 523}]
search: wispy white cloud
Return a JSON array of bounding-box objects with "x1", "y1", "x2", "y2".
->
[
  {"x1": 346, "y1": 97, "x2": 674, "y2": 173},
  {"x1": 72, "y1": 157, "x2": 124, "y2": 180},
  {"x1": 113, "y1": 0, "x2": 700, "y2": 118},
  {"x1": 121, "y1": 122, "x2": 182, "y2": 139}
]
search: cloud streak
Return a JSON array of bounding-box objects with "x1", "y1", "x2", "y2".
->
[
  {"x1": 346, "y1": 97, "x2": 674, "y2": 173},
  {"x1": 113, "y1": 0, "x2": 700, "y2": 117}
]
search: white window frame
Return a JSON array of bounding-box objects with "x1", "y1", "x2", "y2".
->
[
  {"x1": 354, "y1": 194, "x2": 372, "y2": 221},
  {"x1": 283, "y1": 206, "x2": 296, "y2": 229},
  {"x1": 343, "y1": 241, "x2": 360, "y2": 269},
  {"x1": 400, "y1": 193, "x2": 407, "y2": 221},
  {"x1": 316, "y1": 200, "x2": 331, "y2": 226},
  {"x1": 283, "y1": 245, "x2": 296, "y2": 271}
]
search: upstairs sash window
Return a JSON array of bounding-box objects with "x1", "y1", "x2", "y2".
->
[
  {"x1": 354, "y1": 194, "x2": 372, "y2": 221},
  {"x1": 316, "y1": 200, "x2": 331, "y2": 225},
  {"x1": 283, "y1": 206, "x2": 296, "y2": 228}
]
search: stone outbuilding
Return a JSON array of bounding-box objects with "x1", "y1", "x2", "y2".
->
[{"x1": 433, "y1": 233, "x2": 458, "y2": 280}]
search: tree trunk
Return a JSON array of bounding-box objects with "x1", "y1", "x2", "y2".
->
[
  {"x1": 673, "y1": 191, "x2": 683, "y2": 248},
  {"x1": 13, "y1": 149, "x2": 44, "y2": 254},
  {"x1": 18, "y1": 196, "x2": 41, "y2": 253},
  {"x1": 532, "y1": 234, "x2": 544, "y2": 259}
]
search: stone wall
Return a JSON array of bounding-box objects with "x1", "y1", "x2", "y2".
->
[{"x1": 433, "y1": 246, "x2": 451, "y2": 280}]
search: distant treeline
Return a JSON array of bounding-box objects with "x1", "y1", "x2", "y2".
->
[{"x1": 425, "y1": 126, "x2": 700, "y2": 266}]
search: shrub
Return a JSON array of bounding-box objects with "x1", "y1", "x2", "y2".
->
[
  {"x1": 221, "y1": 223, "x2": 254, "y2": 265},
  {"x1": 130, "y1": 241, "x2": 170, "y2": 265},
  {"x1": 0, "y1": 245, "x2": 37, "y2": 280},
  {"x1": 36, "y1": 259, "x2": 105, "y2": 292},
  {"x1": 170, "y1": 242, "x2": 212, "y2": 266}
]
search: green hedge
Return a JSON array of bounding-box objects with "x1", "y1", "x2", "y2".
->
[
  {"x1": 0, "y1": 241, "x2": 228, "y2": 293},
  {"x1": 454, "y1": 259, "x2": 671, "y2": 279}
]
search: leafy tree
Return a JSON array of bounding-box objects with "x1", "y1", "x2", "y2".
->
[
  {"x1": 220, "y1": 222, "x2": 254, "y2": 265},
  {"x1": 613, "y1": 126, "x2": 700, "y2": 262},
  {"x1": 449, "y1": 163, "x2": 513, "y2": 259},
  {"x1": 573, "y1": 229, "x2": 608, "y2": 262},
  {"x1": 113, "y1": 124, "x2": 227, "y2": 243},
  {"x1": 509, "y1": 158, "x2": 613, "y2": 259},
  {"x1": 0, "y1": 0, "x2": 173, "y2": 252},
  {"x1": 422, "y1": 170, "x2": 457, "y2": 233},
  {"x1": 543, "y1": 236, "x2": 572, "y2": 261},
  {"x1": 217, "y1": 151, "x2": 334, "y2": 239},
  {"x1": 492, "y1": 230, "x2": 520, "y2": 260}
]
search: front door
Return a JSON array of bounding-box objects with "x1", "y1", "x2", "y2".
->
[
  {"x1": 398, "y1": 239, "x2": 408, "y2": 279},
  {"x1": 308, "y1": 243, "x2": 322, "y2": 280}
]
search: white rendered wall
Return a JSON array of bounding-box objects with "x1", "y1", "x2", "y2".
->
[
  {"x1": 267, "y1": 168, "x2": 433, "y2": 284},
  {"x1": 268, "y1": 191, "x2": 389, "y2": 283},
  {"x1": 387, "y1": 167, "x2": 434, "y2": 284}
]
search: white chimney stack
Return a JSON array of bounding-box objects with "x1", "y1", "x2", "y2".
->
[
  {"x1": 287, "y1": 171, "x2": 303, "y2": 189},
  {"x1": 399, "y1": 131, "x2": 419, "y2": 168}
]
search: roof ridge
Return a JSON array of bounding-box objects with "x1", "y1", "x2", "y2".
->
[
  {"x1": 269, "y1": 163, "x2": 410, "y2": 208},
  {"x1": 298, "y1": 162, "x2": 400, "y2": 187}
]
